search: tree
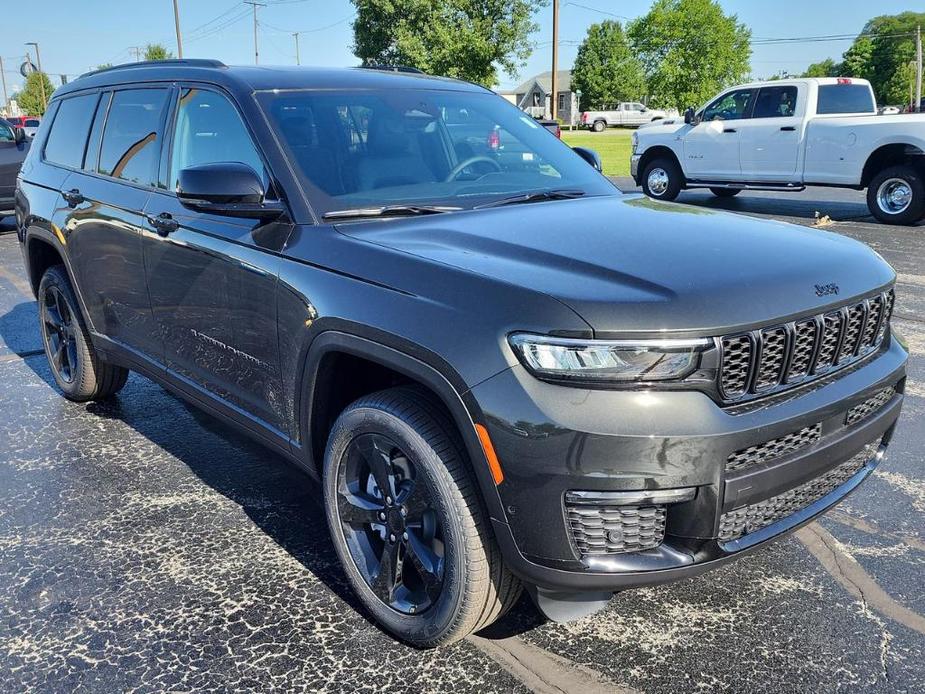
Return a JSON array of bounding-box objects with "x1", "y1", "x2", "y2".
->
[
  {"x1": 802, "y1": 58, "x2": 839, "y2": 78},
  {"x1": 95, "y1": 63, "x2": 113, "y2": 71},
  {"x1": 839, "y1": 37, "x2": 872, "y2": 80},
  {"x1": 144, "y1": 43, "x2": 174, "y2": 61},
  {"x1": 571, "y1": 21, "x2": 646, "y2": 110},
  {"x1": 839, "y1": 13, "x2": 924, "y2": 104},
  {"x1": 627, "y1": 0, "x2": 751, "y2": 111},
  {"x1": 350, "y1": 0, "x2": 548, "y2": 87},
  {"x1": 15, "y1": 71, "x2": 55, "y2": 116}
]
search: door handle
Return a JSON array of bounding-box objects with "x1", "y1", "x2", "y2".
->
[
  {"x1": 147, "y1": 212, "x2": 179, "y2": 237},
  {"x1": 780, "y1": 126, "x2": 796, "y2": 131},
  {"x1": 61, "y1": 188, "x2": 85, "y2": 207},
  {"x1": 723, "y1": 128, "x2": 737, "y2": 133}
]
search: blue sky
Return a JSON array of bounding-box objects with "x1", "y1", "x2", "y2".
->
[{"x1": 0, "y1": 0, "x2": 918, "y2": 95}]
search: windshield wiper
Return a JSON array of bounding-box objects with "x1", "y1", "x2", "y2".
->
[
  {"x1": 323, "y1": 205, "x2": 461, "y2": 221},
  {"x1": 474, "y1": 189, "x2": 587, "y2": 209}
]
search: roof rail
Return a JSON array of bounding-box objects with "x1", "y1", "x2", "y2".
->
[
  {"x1": 358, "y1": 64, "x2": 425, "y2": 74},
  {"x1": 79, "y1": 58, "x2": 226, "y2": 79}
]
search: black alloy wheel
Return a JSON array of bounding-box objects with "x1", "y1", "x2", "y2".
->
[{"x1": 41, "y1": 284, "x2": 79, "y2": 384}]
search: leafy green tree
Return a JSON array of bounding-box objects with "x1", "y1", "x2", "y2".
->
[
  {"x1": 571, "y1": 20, "x2": 646, "y2": 110},
  {"x1": 628, "y1": 0, "x2": 751, "y2": 111},
  {"x1": 15, "y1": 71, "x2": 55, "y2": 115},
  {"x1": 350, "y1": 0, "x2": 548, "y2": 87},
  {"x1": 144, "y1": 43, "x2": 174, "y2": 61},
  {"x1": 839, "y1": 37, "x2": 872, "y2": 80},
  {"x1": 95, "y1": 63, "x2": 114, "y2": 71},
  {"x1": 802, "y1": 58, "x2": 839, "y2": 78}
]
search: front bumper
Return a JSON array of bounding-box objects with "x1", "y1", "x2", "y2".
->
[
  {"x1": 470, "y1": 337, "x2": 906, "y2": 592},
  {"x1": 630, "y1": 154, "x2": 641, "y2": 182}
]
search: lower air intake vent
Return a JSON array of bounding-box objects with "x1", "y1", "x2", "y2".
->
[
  {"x1": 566, "y1": 505, "x2": 666, "y2": 555},
  {"x1": 846, "y1": 386, "x2": 896, "y2": 426},
  {"x1": 726, "y1": 423, "x2": 822, "y2": 473},
  {"x1": 719, "y1": 442, "x2": 879, "y2": 542}
]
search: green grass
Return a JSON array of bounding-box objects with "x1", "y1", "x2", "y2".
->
[{"x1": 561, "y1": 129, "x2": 633, "y2": 177}]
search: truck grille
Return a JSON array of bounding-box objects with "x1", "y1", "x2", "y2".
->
[
  {"x1": 846, "y1": 386, "x2": 896, "y2": 426},
  {"x1": 719, "y1": 289, "x2": 894, "y2": 403},
  {"x1": 726, "y1": 423, "x2": 822, "y2": 473},
  {"x1": 718, "y1": 441, "x2": 879, "y2": 542},
  {"x1": 566, "y1": 504, "x2": 666, "y2": 555}
]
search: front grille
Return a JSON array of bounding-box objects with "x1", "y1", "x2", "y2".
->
[
  {"x1": 566, "y1": 504, "x2": 666, "y2": 555},
  {"x1": 718, "y1": 441, "x2": 879, "y2": 542},
  {"x1": 718, "y1": 289, "x2": 894, "y2": 403},
  {"x1": 846, "y1": 386, "x2": 896, "y2": 426},
  {"x1": 727, "y1": 423, "x2": 822, "y2": 473}
]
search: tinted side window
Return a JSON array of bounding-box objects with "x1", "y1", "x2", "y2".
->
[
  {"x1": 43, "y1": 94, "x2": 99, "y2": 168},
  {"x1": 753, "y1": 86, "x2": 798, "y2": 118},
  {"x1": 0, "y1": 121, "x2": 13, "y2": 142},
  {"x1": 169, "y1": 88, "x2": 264, "y2": 191},
  {"x1": 99, "y1": 88, "x2": 168, "y2": 186},
  {"x1": 817, "y1": 84, "x2": 875, "y2": 115},
  {"x1": 83, "y1": 92, "x2": 111, "y2": 172},
  {"x1": 703, "y1": 89, "x2": 755, "y2": 121}
]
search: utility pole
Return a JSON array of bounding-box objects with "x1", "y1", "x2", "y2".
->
[
  {"x1": 0, "y1": 57, "x2": 8, "y2": 114},
  {"x1": 25, "y1": 42, "x2": 46, "y2": 112},
  {"x1": 244, "y1": 1, "x2": 266, "y2": 65},
  {"x1": 550, "y1": 0, "x2": 559, "y2": 121},
  {"x1": 173, "y1": 0, "x2": 184, "y2": 58},
  {"x1": 916, "y1": 25, "x2": 922, "y2": 113},
  {"x1": 131, "y1": 46, "x2": 143, "y2": 62},
  {"x1": 293, "y1": 33, "x2": 301, "y2": 66}
]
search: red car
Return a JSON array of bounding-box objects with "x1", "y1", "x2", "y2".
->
[{"x1": 6, "y1": 116, "x2": 40, "y2": 128}]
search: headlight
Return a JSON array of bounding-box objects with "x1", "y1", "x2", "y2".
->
[{"x1": 509, "y1": 334, "x2": 711, "y2": 383}]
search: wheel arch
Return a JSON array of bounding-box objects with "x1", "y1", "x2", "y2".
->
[
  {"x1": 296, "y1": 329, "x2": 507, "y2": 521},
  {"x1": 861, "y1": 142, "x2": 925, "y2": 188},
  {"x1": 638, "y1": 145, "x2": 685, "y2": 185}
]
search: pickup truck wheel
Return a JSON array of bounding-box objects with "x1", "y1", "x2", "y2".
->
[
  {"x1": 592, "y1": 120, "x2": 606, "y2": 132},
  {"x1": 38, "y1": 265, "x2": 129, "y2": 402},
  {"x1": 710, "y1": 188, "x2": 740, "y2": 198},
  {"x1": 323, "y1": 386, "x2": 520, "y2": 647},
  {"x1": 642, "y1": 158, "x2": 682, "y2": 201},
  {"x1": 868, "y1": 165, "x2": 925, "y2": 225}
]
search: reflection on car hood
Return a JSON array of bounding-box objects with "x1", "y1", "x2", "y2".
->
[{"x1": 336, "y1": 194, "x2": 895, "y2": 335}]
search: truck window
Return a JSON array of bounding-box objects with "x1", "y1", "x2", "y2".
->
[
  {"x1": 43, "y1": 94, "x2": 99, "y2": 169},
  {"x1": 702, "y1": 89, "x2": 755, "y2": 121},
  {"x1": 816, "y1": 84, "x2": 875, "y2": 115},
  {"x1": 753, "y1": 86, "x2": 797, "y2": 118}
]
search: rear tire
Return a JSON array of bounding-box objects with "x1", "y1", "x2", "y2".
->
[
  {"x1": 710, "y1": 187, "x2": 740, "y2": 198},
  {"x1": 641, "y1": 157, "x2": 683, "y2": 201},
  {"x1": 38, "y1": 265, "x2": 129, "y2": 402},
  {"x1": 323, "y1": 386, "x2": 520, "y2": 647},
  {"x1": 867, "y1": 165, "x2": 925, "y2": 225},
  {"x1": 592, "y1": 120, "x2": 606, "y2": 133}
]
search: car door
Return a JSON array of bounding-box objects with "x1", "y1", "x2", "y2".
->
[
  {"x1": 0, "y1": 120, "x2": 27, "y2": 206},
  {"x1": 624, "y1": 103, "x2": 646, "y2": 126},
  {"x1": 51, "y1": 88, "x2": 168, "y2": 359},
  {"x1": 737, "y1": 85, "x2": 802, "y2": 181},
  {"x1": 682, "y1": 88, "x2": 755, "y2": 180},
  {"x1": 143, "y1": 84, "x2": 288, "y2": 435}
]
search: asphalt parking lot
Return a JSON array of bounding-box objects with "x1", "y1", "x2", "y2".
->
[{"x1": 0, "y1": 187, "x2": 923, "y2": 693}]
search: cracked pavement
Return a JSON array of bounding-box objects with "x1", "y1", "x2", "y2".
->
[{"x1": 1, "y1": 189, "x2": 923, "y2": 692}]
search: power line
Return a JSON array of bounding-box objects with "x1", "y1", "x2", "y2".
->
[{"x1": 563, "y1": 1, "x2": 630, "y2": 20}]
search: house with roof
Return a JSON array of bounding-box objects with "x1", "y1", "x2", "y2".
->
[{"x1": 498, "y1": 70, "x2": 579, "y2": 126}]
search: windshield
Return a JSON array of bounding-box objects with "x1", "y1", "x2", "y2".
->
[{"x1": 256, "y1": 88, "x2": 616, "y2": 216}]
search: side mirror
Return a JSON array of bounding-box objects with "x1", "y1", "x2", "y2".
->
[
  {"x1": 177, "y1": 162, "x2": 284, "y2": 219},
  {"x1": 683, "y1": 107, "x2": 697, "y2": 125},
  {"x1": 572, "y1": 146, "x2": 602, "y2": 172},
  {"x1": 13, "y1": 127, "x2": 26, "y2": 144}
]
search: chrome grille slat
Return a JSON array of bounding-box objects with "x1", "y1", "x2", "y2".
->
[{"x1": 718, "y1": 290, "x2": 894, "y2": 404}]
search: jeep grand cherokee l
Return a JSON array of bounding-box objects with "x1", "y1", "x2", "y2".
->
[{"x1": 15, "y1": 60, "x2": 907, "y2": 647}]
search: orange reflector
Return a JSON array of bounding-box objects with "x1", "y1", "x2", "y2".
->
[{"x1": 475, "y1": 423, "x2": 504, "y2": 485}]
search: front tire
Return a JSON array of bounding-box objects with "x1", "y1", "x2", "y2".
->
[
  {"x1": 867, "y1": 165, "x2": 925, "y2": 225},
  {"x1": 641, "y1": 157, "x2": 683, "y2": 201},
  {"x1": 38, "y1": 265, "x2": 128, "y2": 401},
  {"x1": 710, "y1": 187, "x2": 740, "y2": 198},
  {"x1": 323, "y1": 386, "x2": 520, "y2": 647}
]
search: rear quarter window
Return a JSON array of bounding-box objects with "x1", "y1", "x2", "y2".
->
[
  {"x1": 816, "y1": 84, "x2": 875, "y2": 115},
  {"x1": 43, "y1": 94, "x2": 99, "y2": 169}
]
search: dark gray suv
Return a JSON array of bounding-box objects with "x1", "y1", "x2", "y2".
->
[{"x1": 15, "y1": 60, "x2": 907, "y2": 647}]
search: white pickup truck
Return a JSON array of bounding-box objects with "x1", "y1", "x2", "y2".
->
[
  {"x1": 581, "y1": 102, "x2": 672, "y2": 131},
  {"x1": 631, "y1": 77, "x2": 925, "y2": 225}
]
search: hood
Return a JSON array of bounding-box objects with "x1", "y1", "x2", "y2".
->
[{"x1": 335, "y1": 195, "x2": 895, "y2": 337}]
